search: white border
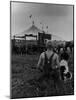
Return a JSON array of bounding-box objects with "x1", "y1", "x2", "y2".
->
[{"x1": 0, "y1": 0, "x2": 75, "y2": 100}]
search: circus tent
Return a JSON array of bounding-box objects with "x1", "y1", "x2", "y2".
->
[
  {"x1": 15, "y1": 23, "x2": 42, "y2": 36},
  {"x1": 24, "y1": 24, "x2": 42, "y2": 35},
  {"x1": 14, "y1": 22, "x2": 43, "y2": 40}
]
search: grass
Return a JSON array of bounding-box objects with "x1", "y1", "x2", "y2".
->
[{"x1": 11, "y1": 53, "x2": 74, "y2": 99}]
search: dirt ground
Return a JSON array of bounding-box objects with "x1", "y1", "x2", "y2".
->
[{"x1": 11, "y1": 53, "x2": 74, "y2": 99}]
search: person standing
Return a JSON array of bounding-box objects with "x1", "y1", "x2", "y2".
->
[{"x1": 37, "y1": 40, "x2": 65, "y2": 95}]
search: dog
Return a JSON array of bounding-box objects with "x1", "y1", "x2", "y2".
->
[
  {"x1": 60, "y1": 52, "x2": 72, "y2": 81},
  {"x1": 60, "y1": 64, "x2": 72, "y2": 81}
]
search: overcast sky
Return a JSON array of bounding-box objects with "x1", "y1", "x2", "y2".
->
[{"x1": 11, "y1": 2, "x2": 73, "y2": 41}]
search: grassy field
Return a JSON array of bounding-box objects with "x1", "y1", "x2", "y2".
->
[{"x1": 11, "y1": 53, "x2": 74, "y2": 99}]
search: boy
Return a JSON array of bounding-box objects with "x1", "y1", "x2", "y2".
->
[{"x1": 37, "y1": 40, "x2": 64, "y2": 95}]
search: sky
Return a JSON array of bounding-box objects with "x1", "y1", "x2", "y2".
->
[{"x1": 11, "y1": 2, "x2": 73, "y2": 41}]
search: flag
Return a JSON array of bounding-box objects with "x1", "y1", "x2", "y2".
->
[
  {"x1": 29, "y1": 14, "x2": 32, "y2": 19},
  {"x1": 46, "y1": 26, "x2": 48, "y2": 29}
]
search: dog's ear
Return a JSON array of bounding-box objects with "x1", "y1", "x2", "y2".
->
[
  {"x1": 65, "y1": 71, "x2": 72, "y2": 80},
  {"x1": 60, "y1": 66, "x2": 66, "y2": 72}
]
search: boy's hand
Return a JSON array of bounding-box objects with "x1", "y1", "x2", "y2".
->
[{"x1": 37, "y1": 67, "x2": 43, "y2": 72}]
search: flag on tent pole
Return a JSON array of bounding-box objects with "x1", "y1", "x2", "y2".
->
[{"x1": 29, "y1": 14, "x2": 32, "y2": 19}]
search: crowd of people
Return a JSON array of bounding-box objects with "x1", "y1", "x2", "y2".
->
[{"x1": 12, "y1": 40, "x2": 73, "y2": 56}]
